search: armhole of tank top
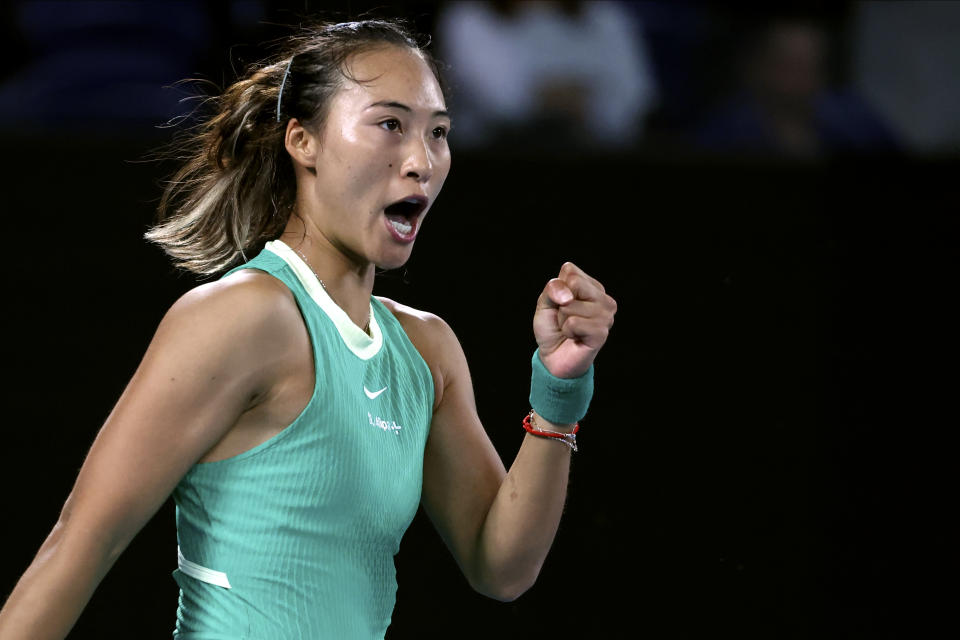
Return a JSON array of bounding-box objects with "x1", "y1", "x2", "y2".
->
[{"x1": 189, "y1": 265, "x2": 324, "y2": 468}]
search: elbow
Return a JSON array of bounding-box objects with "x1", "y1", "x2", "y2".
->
[
  {"x1": 462, "y1": 533, "x2": 547, "y2": 602},
  {"x1": 469, "y1": 571, "x2": 538, "y2": 603},
  {"x1": 485, "y1": 584, "x2": 530, "y2": 603}
]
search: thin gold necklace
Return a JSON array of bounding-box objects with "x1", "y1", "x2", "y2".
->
[{"x1": 294, "y1": 247, "x2": 371, "y2": 336}]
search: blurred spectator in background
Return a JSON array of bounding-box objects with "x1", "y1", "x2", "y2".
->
[
  {"x1": 851, "y1": 0, "x2": 960, "y2": 155},
  {"x1": 436, "y1": 0, "x2": 658, "y2": 151},
  {"x1": 623, "y1": 0, "x2": 711, "y2": 145},
  {"x1": 0, "y1": 0, "x2": 265, "y2": 134},
  {"x1": 695, "y1": 14, "x2": 899, "y2": 158}
]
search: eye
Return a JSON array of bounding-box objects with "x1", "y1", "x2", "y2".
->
[
  {"x1": 432, "y1": 126, "x2": 448, "y2": 140},
  {"x1": 379, "y1": 118, "x2": 402, "y2": 133}
]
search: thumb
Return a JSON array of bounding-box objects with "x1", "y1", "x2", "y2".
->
[{"x1": 537, "y1": 278, "x2": 574, "y2": 311}]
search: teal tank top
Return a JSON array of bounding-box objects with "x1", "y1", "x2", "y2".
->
[{"x1": 171, "y1": 240, "x2": 434, "y2": 639}]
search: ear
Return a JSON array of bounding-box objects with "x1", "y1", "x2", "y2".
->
[{"x1": 283, "y1": 118, "x2": 320, "y2": 172}]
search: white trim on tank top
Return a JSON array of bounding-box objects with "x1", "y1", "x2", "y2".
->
[
  {"x1": 263, "y1": 239, "x2": 383, "y2": 360},
  {"x1": 178, "y1": 546, "x2": 232, "y2": 589}
]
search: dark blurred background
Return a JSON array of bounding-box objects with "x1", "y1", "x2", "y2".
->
[{"x1": 0, "y1": 1, "x2": 954, "y2": 638}]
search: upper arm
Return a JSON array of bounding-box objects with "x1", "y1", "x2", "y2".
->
[
  {"x1": 393, "y1": 308, "x2": 506, "y2": 584},
  {"x1": 55, "y1": 271, "x2": 298, "y2": 558}
]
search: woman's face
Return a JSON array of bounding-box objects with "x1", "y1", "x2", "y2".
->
[{"x1": 304, "y1": 45, "x2": 451, "y2": 270}]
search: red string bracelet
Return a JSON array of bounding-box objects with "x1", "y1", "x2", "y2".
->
[{"x1": 523, "y1": 411, "x2": 579, "y2": 452}]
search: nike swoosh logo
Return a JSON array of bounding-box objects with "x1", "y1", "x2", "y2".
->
[{"x1": 364, "y1": 386, "x2": 387, "y2": 400}]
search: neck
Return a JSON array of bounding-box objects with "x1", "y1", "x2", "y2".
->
[{"x1": 280, "y1": 215, "x2": 376, "y2": 333}]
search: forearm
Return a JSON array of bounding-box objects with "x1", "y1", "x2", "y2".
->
[
  {"x1": 0, "y1": 524, "x2": 118, "y2": 640},
  {"x1": 473, "y1": 412, "x2": 574, "y2": 600}
]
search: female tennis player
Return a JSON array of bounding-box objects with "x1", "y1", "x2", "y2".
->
[{"x1": 0, "y1": 19, "x2": 616, "y2": 639}]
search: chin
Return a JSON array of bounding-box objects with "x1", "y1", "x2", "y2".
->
[{"x1": 374, "y1": 248, "x2": 415, "y2": 271}]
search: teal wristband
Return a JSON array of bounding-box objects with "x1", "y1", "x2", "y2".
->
[{"x1": 529, "y1": 348, "x2": 594, "y2": 425}]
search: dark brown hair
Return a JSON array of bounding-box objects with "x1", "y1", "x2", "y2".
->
[{"x1": 145, "y1": 19, "x2": 446, "y2": 275}]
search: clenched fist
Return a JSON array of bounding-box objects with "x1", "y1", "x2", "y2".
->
[{"x1": 534, "y1": 262, "x2": 617, "y2": 379}]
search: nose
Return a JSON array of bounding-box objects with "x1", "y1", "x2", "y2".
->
[{"x1": 400, "y1": 137, "x2": 432, "y2": 184}]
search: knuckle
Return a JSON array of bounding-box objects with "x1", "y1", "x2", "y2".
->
[
  {"x1": 566, "y1": 273, "x2": 584, "y2": 289},
  {"x1": 560, "y1": 262, "x2": 580, "y2": 278}
]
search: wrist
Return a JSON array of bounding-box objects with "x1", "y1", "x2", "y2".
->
[
  {"x1": 522, "y1": 411, "x2": 579, "y2": 452},
  {"x1": 528, "y1": 348, "x2": 594, "y2": 424},
  {"x1": 529, "y1": 411, "x2": 577, "y2": 434}
]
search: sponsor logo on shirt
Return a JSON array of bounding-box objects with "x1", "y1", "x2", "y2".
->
[
  {"x1": 364, "y1": 385, "x2": 388, "y2": 399},
  {"x1": 368, "y1": 412, "x2": 402, "y2": 435}
]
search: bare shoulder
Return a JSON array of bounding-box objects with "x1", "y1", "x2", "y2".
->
[
  {"x1": 374, "y1": 296, "x2": 460, "y2": 352},
  {"x1": 149, "y1": 269, "x2": 307, "y2": 390},
  {"x1": 165, "y1": 269, "x2": 301, "y2": 336},
  {"x1": 176, "y1": 268, "x2": 295, "y2": 315},
  {"x1": 376, "y1": 296, "x2": 449, "y2": 337}
]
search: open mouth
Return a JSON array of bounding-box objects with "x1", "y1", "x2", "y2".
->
[{"x1": 383, "y1": 196, "x2": 428, "y2": 240}]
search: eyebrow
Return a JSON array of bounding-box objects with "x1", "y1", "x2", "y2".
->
[{"x1": 367, "y1": 100, "x2": 450, "y2": 119}]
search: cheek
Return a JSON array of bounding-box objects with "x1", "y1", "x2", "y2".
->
[
  {"x1": 317, "y1": 125, "x2": 395, "y2": 207},
  {"x1": 433, "y1": 152, "x2": 452, "y2": 190},
  {"x1": 353, "y1": 153, "x2": 392, "y2": 184},
  {"x1": 340, "y1": 154, "x2": 394, "y2": 208}
]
